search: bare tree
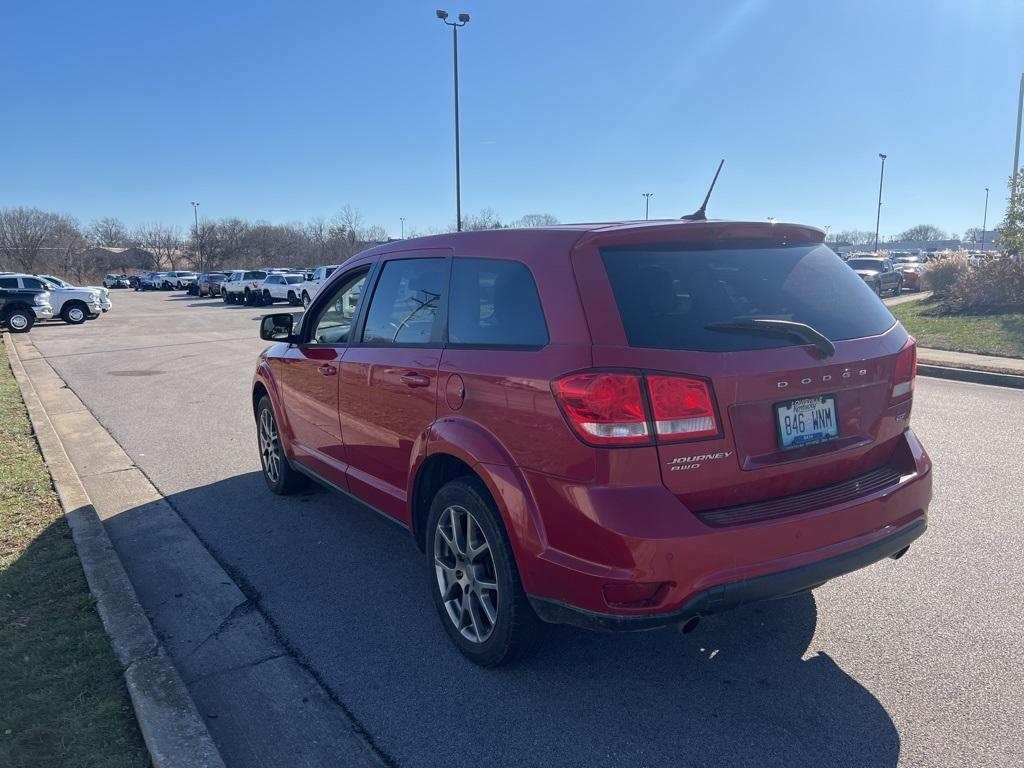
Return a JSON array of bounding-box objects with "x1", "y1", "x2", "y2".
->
[
  {"x1": 305, "y1": 217, "x2": 329, "y2": 261},
  {"x1": 132, "y1": 223, "x2": 183, "y2": 270},
  {"x1": 462, "y1": 208, "x2": 504, "y2": 231},
  {"x1": 86, "y1": 217, "x2": 130, "y2": 247},
  {"x1": 897, "y1": 224, "x2": 948, "y2": 243},
  {"x1": 0, "y1": 207, "x2": 61, "y2": 272},
  {"x1": 512, "y1": 213, "x2": 559, "y2": 228},
  {"x1": 52, "y1": 215, "x2": 89, "y2": 283}
]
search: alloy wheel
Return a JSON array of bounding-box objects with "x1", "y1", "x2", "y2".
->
[
  {"x1": 433, "y1": 505, "x2": 500, "y2": 643},
  {"x1": 68, "y1": 307, "x2": 84, "y2": 323},
  {"x1": 8, "y1": 313, "x2": 29, "y2": 331},
  {"x1": 258, "y1": 407, "x2": 282, "y2": 484}
]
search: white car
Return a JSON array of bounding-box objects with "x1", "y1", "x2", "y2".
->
[
  {"x1": 102, "y1": 274, "x2": 131, "y2": 288},
  {"x1": 298, "y1": 265, "x2": 340, "y2": 307},
  {"x1": 260, "y1": 273, "x2": 306, "y2": 305},
  {"x1": 162, "y1": 271, "x2": 197, "y2": 290},
  {"x1": 222, "y1": 270, "x2": 268, "y2": 305},
  {"x1": 139, "y1": 272, "x2": 167, "y2": 290},
  {"x1": 0, "y1": 274, "x2": 107, "y2": 324}
]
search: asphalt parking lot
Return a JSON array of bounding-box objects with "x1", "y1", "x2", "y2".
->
[{"x1": 25, "y1": 290, "x2": 1024, "y2": 768}]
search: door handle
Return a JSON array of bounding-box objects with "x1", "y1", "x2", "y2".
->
[
  {"x1": 318, "y1": 363, "x2": 337, "y2": 376},
  {"x1": 400, "y1": 373, "x2": 431, "y2": 388}
]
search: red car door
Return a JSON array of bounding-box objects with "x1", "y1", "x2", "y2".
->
[
  {"x1": 270, "y1": 264, "x2": 373, "y2": 486},
  {"x1": 338, "y1": 251, "x2": 451, "y2": 524}
]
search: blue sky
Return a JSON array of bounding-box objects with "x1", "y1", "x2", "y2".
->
[{"x1": 3, "y1": 0, "x2": 1022, "y2": 238}]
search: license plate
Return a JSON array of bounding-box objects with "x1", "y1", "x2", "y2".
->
[{"x1": 775, "y1": 395, "x2": 839, "y2": 450}]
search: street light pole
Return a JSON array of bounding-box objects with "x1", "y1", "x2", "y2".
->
[
  {"x1": 400, "y1": 217, "x2": 406, "y2": 239},
  {"x1": 981, "y1": 187, "x2": 989, "y2": 252},
  {"x1": 437, "y1": 10, "x2": 470, "y2": 232},
  {"x1": 642, "y1": 192, "x2": 653, "y2": 220},
  {"x1": 191, "y1": 201, "x2": 201, "y2": 271},
  {"x1": 874, "y1": 153, "x2": 887, "y2": 252}
]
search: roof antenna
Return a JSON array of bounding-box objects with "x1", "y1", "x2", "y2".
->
[{"x1": 681, "y1": 159, "x2": 725, "y2": 221}]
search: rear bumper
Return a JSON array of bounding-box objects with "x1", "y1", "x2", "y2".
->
[
  {"x1": 530, "y1": 518, "x2": 925, "y2": 631},
  {"x1": 517, "y1": 429, "x2": 931, "y2": 628}
]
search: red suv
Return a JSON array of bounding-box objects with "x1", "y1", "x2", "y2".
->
[{"x1": 252, "y1": 220, "x2": 930, "y2": 665}]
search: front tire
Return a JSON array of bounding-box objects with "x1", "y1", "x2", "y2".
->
[
  {"x1": 256, "y1": 397, "x2": 305, "y2": 494},
  {"x1": 287, "y1": 290, "x2": 298, "y2": 306},
  {"x1": 426, "y1": 477, "x2": 544, "y2": 666},
  {"x1": 302, "y1": 292, "x2": 311, "y2": 308},
  {"x1": 61, "y1": 301, "x2": 88, "y2": 324},
  {"x1": 3, "y1": 307, "x2": 35, "y2": 333}
]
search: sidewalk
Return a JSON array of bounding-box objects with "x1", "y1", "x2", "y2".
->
[{"x1": 918, "y1": 347, "x2": 1024, "y2": 376}]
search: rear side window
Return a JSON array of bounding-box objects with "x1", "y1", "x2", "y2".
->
[
  {"x1": 601, "y1": 244, "x2": 895, "y2": 352},
  {"x1": 0, "y1": 277, "x2": 17, "y2": 289},
  {"x1": 362, "y1": 258, "x2": 446, "y2": 345},
  {"x1": 449, "y1": 258, "x2": 548, "y2": 347}
]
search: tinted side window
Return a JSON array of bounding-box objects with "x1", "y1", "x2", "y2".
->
[
  {"x1": 0, "y1": 277, "x2": 18, "y2": 289},
  {"x1": 361, "y1": 259, "x2": 447, "y2": 345},
  {"x1": 310, "y1": 268, "x2": 369, "y2": 345},
  {"x1": 24, "y1": 278, "x2": 46, "y2": 290},
  {"x1": 449, "y1": 258, "x2": 548, "y2": 347}
]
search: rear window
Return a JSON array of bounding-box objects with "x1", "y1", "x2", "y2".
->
[
  {"x1": 601, "y1": 244, "x2": 895, "y2": 352},
  {"x1": 245, "y1": 271, "x2": 266, "y2": 280},
  {"x1": 285, "y1": 275, "x2": 303, "y2": 284},
  {"x1": 846, "y1": 259, "x2": 885, "y2": 270}
]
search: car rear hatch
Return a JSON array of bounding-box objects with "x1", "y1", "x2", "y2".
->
[{"x1": 571, "y1": 222, "x2": 917, "y2": 516}]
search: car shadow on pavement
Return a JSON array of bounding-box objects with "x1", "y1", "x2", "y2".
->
[{"x1": 104, "y1": 471, "x2": 900, "y2": 768}]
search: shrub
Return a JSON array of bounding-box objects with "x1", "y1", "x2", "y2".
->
[
  {"x1": 923, "y1": 253, "x2": 969, "y2": 297},
  {"x1": 928, "y1": 255, "x2": 1024, "y2": 314}
]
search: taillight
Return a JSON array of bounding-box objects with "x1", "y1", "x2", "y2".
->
[
  {"x1": 553, "y1": 372, "x2": 650, "y2": 445},
  {"x1": 553, "y1": 371, "x2": 722, "y2": 446},
  {"x1": 647, "y1": 375, "x2": 720, "y2": 439},
  {"x1": 891, "y1": 338, "x2": 917, "y2": 401}
]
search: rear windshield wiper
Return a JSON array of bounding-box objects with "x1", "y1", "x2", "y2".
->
[{"x1": 704, "y1": 318, "x2": 836, "y2": 358}]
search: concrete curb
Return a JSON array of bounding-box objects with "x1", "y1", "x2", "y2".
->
[
  {"x1": 917, "y1": 362, "x2": 1024, "y2": 389},
  {"x1": 3, "y1": 332, "x2": 226, "y2": 768}
]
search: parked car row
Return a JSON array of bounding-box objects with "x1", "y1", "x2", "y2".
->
[
  {"x1": 0, "y1": 274, "x2": 112, "y2": 327},
  {"x1": 143, "y1": 265, "x2": 342, "y2": 307},
  {"x1": 0, "y1": 272, "x2": 113, "y2": 332}
]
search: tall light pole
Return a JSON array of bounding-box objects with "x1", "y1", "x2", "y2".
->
[
  {"x1": 1012, "y1": 73, "x2": 1023, "y2": 206},
  {"x1": 642, "y1": 192, "x2": 653, "y2": 220},
  {"x1": 981, "y1": 187, "x2": 989, "y2": 252},
  {"x1": 191, "y1": 201, "x2": 201, "y2": 271},
  {"x1": 874, "y1": 153, "x2": 887, "y2": 252},
  {"x1": 400, "y1": 217, "x2": 406, "y2": 238},
  {"x1": 436, "y1": 10, "x2": 470, "y2": 232}
]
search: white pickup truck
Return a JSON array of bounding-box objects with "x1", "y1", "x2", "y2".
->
[
  {"x1": 0, "y1": 274, "x2": 109, "y2": 324},
  {"x1": 298, "y1": 265, "x2": 340, "y2": 307}
]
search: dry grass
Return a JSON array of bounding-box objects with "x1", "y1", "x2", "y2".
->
[{"x1": 0, "y1": 338, "x2": 149, "y2": 768}]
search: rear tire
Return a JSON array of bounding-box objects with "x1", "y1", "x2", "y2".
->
[
  {"x1": 302, "y1": 292, "x2": 311, "y2": 308},
  {"x1": 287, "y1": 291, "x2": 298, "y2": 306},
  {"x1": 61, "y1": 301, "x2": 88, "y2": 325},
  {"x1": 426, "y1": 477, "x2": 544, "y2": 666},
  {"x1": 256, "y1": 396, "x2": 305, "y2": 495},
  {"x1": 3, "y1": 307, "x2": 35, "y2": 333}
]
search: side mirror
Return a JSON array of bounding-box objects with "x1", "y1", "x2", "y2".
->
[{"x1": 260, "y1": 313, "x2": 295, "y2": 342}]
